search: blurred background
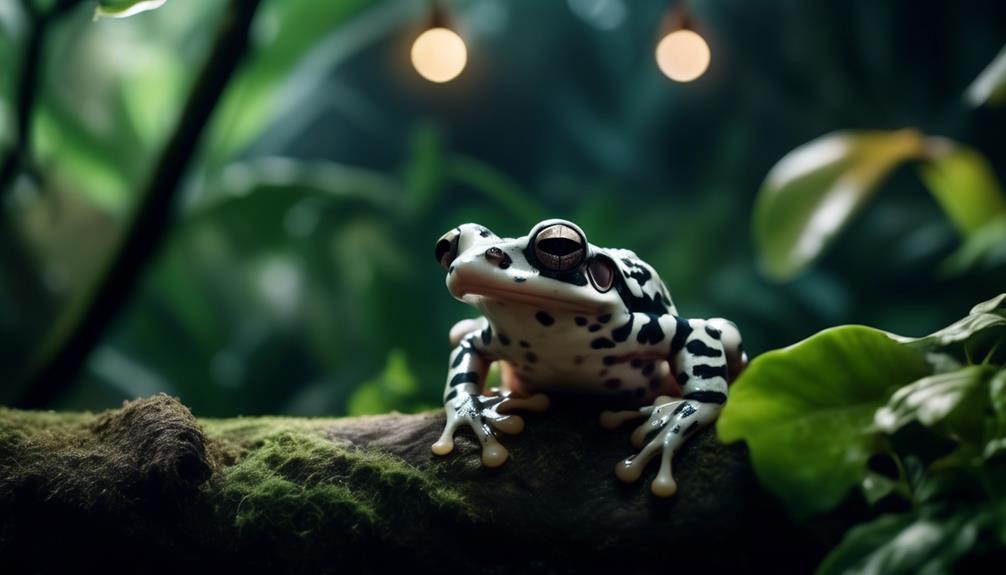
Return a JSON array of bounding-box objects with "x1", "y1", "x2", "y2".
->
[{"x1": 1, "y1": 0, "x2": 1004, "y2": 417}]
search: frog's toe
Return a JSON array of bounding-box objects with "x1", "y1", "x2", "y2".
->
[
  {"x1": 431, "y1": 437, "x2": 454, "y2": 456},
  {"x1": 490, "y1": 414, "x2": 525, "y2": 435},
  {"x1": 650, "y1": 463, "x2": 678, "y2": 497},
  {"x1": 496, "y1": 392, "x2": 549, "y2": 413},
  {"x1": 630, "y1": 400, "x2": 683, "y2": 448},
  {"x1": 614, "y1": 430, "x2": 665, "y2": 482},
  {"x1": 432, "y1": 418, "x2": 461, "y2": 455},
  {"x1": 481, "y1": 440, "x2": 509, "y2": 467},
  {"x1": 600, "y1": 408, "x2": 647, "y2": 430}
]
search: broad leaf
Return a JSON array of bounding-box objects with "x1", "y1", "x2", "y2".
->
[
  {"x1": 753, "y1": 130, "x2": 926, "y2": 280},
  {"x1": 918, "y1": 142, "x2": 1006, "y2": 236},
  {"x1": 965, "y1": 44, "x2": 1006, "y2": 108},
  {"x1": 94, "y1": 0, "x2": 167, "y2": 19},
  {"x1": 718, "y1": 326, "x2": 931, "y2": 519},
  {"x1": 874, "y1": 365, "x2": 995, "y2": 443}
]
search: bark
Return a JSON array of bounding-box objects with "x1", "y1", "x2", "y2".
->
[{"x1": 0, "y1": 394, "x2": 826, "y2": 573}]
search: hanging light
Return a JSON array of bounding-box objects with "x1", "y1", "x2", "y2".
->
[
  {"x1": 411, "y1": 1, "x2": 467, "y2": 83},
  {"x1": 655, "y1": 3, "x2": 710, "y2": 82}
]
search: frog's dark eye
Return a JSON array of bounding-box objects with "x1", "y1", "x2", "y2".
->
[
  {"x1": 533, "y1": 224, "x2": 585, "y2": 271},
  {"x1": 435, "y1": 232, "x2": 460, "y2": 270},
  {"x1": 588, "y1": 257, "x2": 615, "y2": 292}
]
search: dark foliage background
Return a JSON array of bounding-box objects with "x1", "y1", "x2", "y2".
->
[{"x1": 1, "y1": 0, "x2": 1004, "y2": 416}]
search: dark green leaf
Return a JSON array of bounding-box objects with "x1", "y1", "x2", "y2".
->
[
  {"x1": 718, "y1": 326, "x2": 931, "y2": 519},
  {"x1": 753, "y1": 130, "x2": 926, "y2": 280},
  {"x1": 818, "y1": 505, "x2": 992, "y2": 575}
]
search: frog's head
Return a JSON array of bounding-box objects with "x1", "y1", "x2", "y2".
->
[{"x1": 435, "y1": 219, "x2": 668, "y2": 316}]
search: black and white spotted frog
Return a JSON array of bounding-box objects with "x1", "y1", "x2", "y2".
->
[{"x1": 433, "y1": 219, "x2": 746, "y2": 496}]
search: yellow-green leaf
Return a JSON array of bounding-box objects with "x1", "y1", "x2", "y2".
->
[
  {"x1": 753, "y1": 130, "x2": 926, "y2": 280},
  {"x1": 919, "y1": 141, "x2": 1006, "y2": 235}
]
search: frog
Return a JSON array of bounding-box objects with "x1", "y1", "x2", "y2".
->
[{"x1": 432, "y1": 219, "x2": 747, "y2": 497}]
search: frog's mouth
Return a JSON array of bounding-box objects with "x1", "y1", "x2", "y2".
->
[{"x1": 453, "y1": 281, "x2": 604, "y2": 314}]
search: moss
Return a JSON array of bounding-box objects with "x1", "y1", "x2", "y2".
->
[
  {"x1": 214, "y1": 428, "x2": 471, "y2": 545},
  {"x1": 0, "y1": 394, "x2": 210, "y2": 508}
]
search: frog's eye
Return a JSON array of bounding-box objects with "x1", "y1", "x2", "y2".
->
[
  {"x1": 588, "y1": 257, "x2": 615, "y2": 292},
  {"x1": 533, "y1": 224, "x2": 585, "y2": 271},
  {"x1": 435, "y1": 231, "x2": 460, "y2": 270}
]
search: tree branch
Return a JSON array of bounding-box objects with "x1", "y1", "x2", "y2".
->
[
  {"x1": 0, "y1": 395, "x2": 826, "y2": 573},
  {"x1": 14, "y1": 0, "x2": 263, "y2": 408}
]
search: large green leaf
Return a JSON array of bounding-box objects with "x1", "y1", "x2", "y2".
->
[
  {"x1": 965, "y1": 44, "x2": 1006, "y2": 108},
  {"x1": 918, "y1": 141, "x2": 1006, "y2": 236},
  {"x1": 753, "y1": 130, "x2": 926, "y2": 280},
  {"x1": 94, "y1": 0, "x2": 167, "y2": 19},
  {"x1": 718, "y1": 326, "x2": 931, "y2": 519}
]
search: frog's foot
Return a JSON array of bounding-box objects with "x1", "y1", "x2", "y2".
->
[
  {"x1": 605, "y1": 396, "x2": 720, "y2": 497},
  {"x1": 432, "y1": 389, "x2": 549, "y2": 467}
]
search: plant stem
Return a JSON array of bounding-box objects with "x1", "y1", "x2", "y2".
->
[
  {"x1": 0, "y1": 0, "x2": 81, "y2": 195},
  {"x1": 15, "y1": 0, "x2": 263, "y2": 409}
]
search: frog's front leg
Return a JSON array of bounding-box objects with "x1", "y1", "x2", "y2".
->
[
  {"x1": 603, "y1": 317, "x2": 736, "y2": 496},
  {"x1": 432, "y1": 323, "x2": 548, "y2": 467}
]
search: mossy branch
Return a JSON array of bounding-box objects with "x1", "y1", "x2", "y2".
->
[{"x1": 0, "y1": 394, "x2": 825, "y2": 573}]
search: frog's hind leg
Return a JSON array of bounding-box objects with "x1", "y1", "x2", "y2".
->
[
  {"x1": 706, "y1": 317, "x2": 747, "y2": 381},
  {"x1": 614, "y1": 398, "x2": 720, "y2": 496},
  {"x1": 610, "y1": 318, "x2": 731, "y2": 497}
]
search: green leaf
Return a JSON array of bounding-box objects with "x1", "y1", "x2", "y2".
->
[
  {"x1": 718, "y1": 326, "x2": 931, "y2": 519},
  {"x1": 94, "y1": 0, "x2": 167, "y2": 19},
  {"x1": 919, "y1": 141, "x2": 1006, "y2": 236},
  {"x1": 965, "y1": 44, "x2": 1006, "y2": 108},
  {"x1": 753, "y1": 130, "x2": 926, "y2": 280},
  {"x1": 874, "y1": 365, "x2": 995, "y2": 443},
  {"x1": 817, "y1": 506, "x2": 990, "y2": 575}
]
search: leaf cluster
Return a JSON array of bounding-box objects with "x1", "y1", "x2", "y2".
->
[{"x1": 719, "y1": 294, "x2": 1006, "y2": 573}]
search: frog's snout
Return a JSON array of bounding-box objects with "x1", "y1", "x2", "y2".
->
[{"x1": 484, "y1": 247, "x2": 512, "y2": 269}]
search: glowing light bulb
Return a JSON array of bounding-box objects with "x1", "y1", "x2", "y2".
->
[
  {"x1": 655, "y1": 29, "x2": 710, "y2": 82},
  {"x1": 411, "y1": 27, "x2": 467, "y2": 83}
]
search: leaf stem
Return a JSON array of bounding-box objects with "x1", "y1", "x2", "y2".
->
[{"x1": 14, "y1": 0, "x2": 263, "y2": 408}]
